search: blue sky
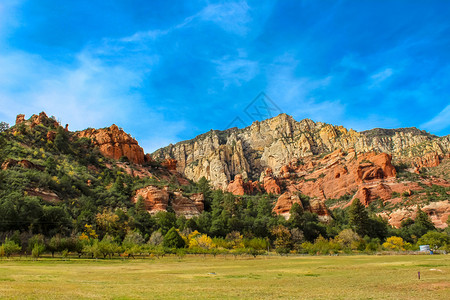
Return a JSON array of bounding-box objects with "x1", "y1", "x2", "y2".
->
[{"x1": 1, "y1": 0, "x2": 449, "y2": 152}]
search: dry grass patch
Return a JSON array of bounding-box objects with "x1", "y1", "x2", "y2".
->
[{"x1": 0, "y1": 255, "x2": 449, "y2": 299}]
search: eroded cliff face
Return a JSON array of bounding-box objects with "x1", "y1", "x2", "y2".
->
[
  {"x1": 153, "y1": 114, "x2": 450, "y2": 189},
  {"x1": 77, "y1": 124, "x2": 146, "y2": 165},
  {"x1": 132, "y1": 186, "x2": 204, "y2": 218}
]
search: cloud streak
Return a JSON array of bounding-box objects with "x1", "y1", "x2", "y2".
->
[{"x1": 422, "y1": 105, "x2": 450, "y2": 133}]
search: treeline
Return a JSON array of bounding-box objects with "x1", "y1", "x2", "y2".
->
[
  {"x1": 1, "y1": 120, "x2": 450, "y2": 259},
  {"x1": 1, "y1": 198, "x2": 449, "y2": 259}
]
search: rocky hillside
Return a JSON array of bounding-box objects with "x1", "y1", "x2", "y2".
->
[{"x1": 153, "y1": 113, "x2": 450, "y2": 189}]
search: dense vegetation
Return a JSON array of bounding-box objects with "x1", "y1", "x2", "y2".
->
[{"x1": 0, "y1": 119, "x2": 449, "y2": 259}]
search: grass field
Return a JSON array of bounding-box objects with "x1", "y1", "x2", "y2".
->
[{"x1": 1, "y1": 254, "x2": 449, "y2": 299}]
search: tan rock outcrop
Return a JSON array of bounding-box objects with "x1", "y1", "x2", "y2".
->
[
  {"x1": 172, "y1": 192, "x2": 202, "y2": 218},
  {"x1": 1, "y1": 159, "x2": 44, "y2": 171},
  {"x1": 26, "y1": 188, "x2": 61, "y2": 203},
  {"x1": 153, "y1": 114, "x2": 449, "y2": 189},
  {"x1": 190, "y1": 193, "x2": 205, "y2": 212}
]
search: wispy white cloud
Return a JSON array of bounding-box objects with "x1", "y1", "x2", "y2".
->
[
  {"x1": 119, "y1": 0, "x2": 251, "y2": 44},
  {"x1": 0, "y1": 50, "x2": 141, "y2": 128},
  {"x1": 198, "y1": 1, "x2": 251, "y2": 35},
  {"x1": 421, "y1": 104, "x2": 450, "y2": 133},
  {"x1": 0, "y1": 44, "x2": 184, "y2": 153},
  {"x1": 265, "y1": 54, "x2": 341, "y2": 122},
  {"x1": 368, "y1": 68, "x2": 394, "y2": 89},
  {"x1": 213, "y1": 54, "x2": 259, "y2": 87}
]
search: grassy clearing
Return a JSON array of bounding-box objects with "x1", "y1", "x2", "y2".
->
[{"x1": 0, "y1": 254, "x2": 449, "y2": 299}]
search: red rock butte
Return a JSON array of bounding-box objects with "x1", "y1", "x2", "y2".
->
[{"x1": 77, "y1": 124, "x2": 146, "y2": 165}]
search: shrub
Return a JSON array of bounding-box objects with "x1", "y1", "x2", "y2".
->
[
  {"x1": 163, "y1": 227, "x2": 185, "y2": 249},
  {"x1": 32, "y1": 243, "x2": 45, "y2": 259},
  {"x1": 1, "y1": 238, "x2": 21, "y2": 257}
]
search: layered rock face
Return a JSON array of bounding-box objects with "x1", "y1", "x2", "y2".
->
[
  {"x1": 272, "y1": 192, "x2": 302, "y2": 219},
  {"x1": 378, "y1": 201, "x2": 450, "y2": 229},
  {"x1": 132, "y1": 186, "x2": 204, "y2": 218},
  {"x1": 78, "y1": 124, "x2": 145, "y2": 164},
  {"x1": 153, "y1": 114, "x2": 450, "y2": 189}
]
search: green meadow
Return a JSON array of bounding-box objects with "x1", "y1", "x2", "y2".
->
[{"x1": 0, "y1": 255, "x2": 449, "y2": 299}]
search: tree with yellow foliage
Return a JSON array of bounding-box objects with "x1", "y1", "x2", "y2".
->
[{"x1": 382, "y1": 236, "x2": 411, "y2": 251}]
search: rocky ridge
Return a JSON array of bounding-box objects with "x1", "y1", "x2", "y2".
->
[{"x1": 153, "y1": 114, "x2": 450, "y2": 189}]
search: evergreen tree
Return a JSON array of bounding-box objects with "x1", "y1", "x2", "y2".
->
[
  {"x1": 414, "y1": 207, "x2": 435, "y2": 232},
  {"x1": 197, "y1": 176, "x2": 212, "y2": 211},
  {"x1": 288, "y1": 202, "x2": 304, "y2": 228},
  {"x1": 163, "y1": 227, "x2": 185, "y2": 248},
  {"x1": 348, "y1": 199, "x2": 369, "y2": 237}
]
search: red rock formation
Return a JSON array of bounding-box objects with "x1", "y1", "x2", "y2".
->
[
  {"x1": 367, "y1": 153, "x2": 396, "y2": 178},
  {"x1": 1, "y1": 159, "x2": 18, "y2": 170},
  {"x1": 15, "y1": 114, "x2": 25, "y2": 125},
  {"x1": 413, "y1": 152, "x2": 440, "y2": 169},
  {"x1": 279, "y1": 165, "x2": 291, "y2": 179},
  {"x1": 133, "y1": 186, "x2": 169, "y2": 213},
  {"x1": 116, "y1": 162, "x2": 153, "y2": 178},
  {"x1": 244, "y1": 180, "x2": 262, "y2": 194},
  {"x1": 190, "y1": 193, "x2": 205, "y2": 212},
  {"x1": 263, "y1": 168, "x2": 281, "y2": 194},
  {"x1": 379, "y1": 201, "x2": 450, "y2": 229},
  {"x1": 291, "y1": 151, "x2": 398, "y2": 201},
  {"x1": 26, "y1": 188, "x2": 61, "y2": 203},
  {"x1": 132, "y1": 186, "x2": 204, "y2": 218},
  {"x1": 422, "y1": 201, "x2": 450, "y2": 229},
  {"x1": 273, "y1": 192, "x2": 303, "y2": 219},
  {"x1": 1, "y1": 159, "x2": 43, "y2": 171},
  {"x1": 309, "y1": 198, "x2": 332, "y2": 222},
  {"x1": 227, "y1": 174, "x2": 245, "y2": 195},
  {"x1": 77, "y1": 124, "x2": 145, "y2": 164},
  {"x1": 144, "y1": 154, "x2": 152, "y2": 163},
  {"x1": 172, "y1": 192, "x2": 203, "y2": 218},
  {"x1": 47, "y1": 131, "x2": 56, "y2": 142},
  {"x1": 162, "y1": 158, "x2": 177, "y2": 171},
  {"x1": 355, "y1": 183, "x2": 393, "y2": 206}
]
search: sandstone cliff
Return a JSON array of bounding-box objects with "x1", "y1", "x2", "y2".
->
[
  {"x1": 153, "y1": 114, "x2": 450, "y2": 189},
  {"x1": 132, "y1": 186, "x2": 204, "y2": 218}
]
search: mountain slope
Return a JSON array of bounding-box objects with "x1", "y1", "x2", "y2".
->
[{"x1": 153, "y1": 113, "x2": 450, "y2": 189}]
